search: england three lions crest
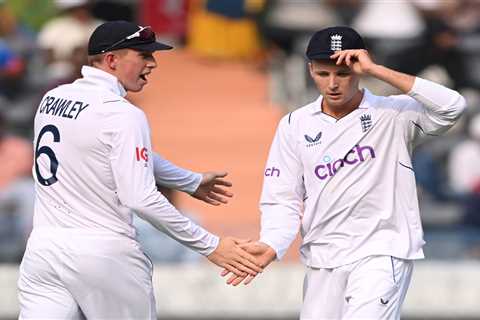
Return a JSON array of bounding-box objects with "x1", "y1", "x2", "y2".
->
[
  {"x1": 360, "y1": 114, "x2": 372, "y2": 132},
  {"x1": 330, "y1": 34, "x2": 342, "y2": 51}
]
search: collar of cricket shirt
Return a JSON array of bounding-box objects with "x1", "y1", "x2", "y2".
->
[
  {"x1": 80, "y1": 66, "x2": 127, "y2": 98},
  {"x1": 309, "y1": 88, "x2": 373, "y2": 115}
]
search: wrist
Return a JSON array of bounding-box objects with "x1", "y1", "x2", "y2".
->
[
  {"x1": 259, "y1": 241, "x2": 277, "y2": 261},
  {"x1": 364, "y1": 63, "x2": 382, "y2": 77}
]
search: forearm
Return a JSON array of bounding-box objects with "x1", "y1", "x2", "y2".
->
[
  {"x1": 368, "y1": 64, "x2": 466, "y2": 125},
  {"x1": 133, "y1": 190, "x2": 219, "y2": 256},
  {"x1": 407, "y1": 77, "x2": 466, "y2": 120},
  {"x1": 153, "y1": 153, "x2": 202, "y2": 194},
  {"x1": 367, "y1": 64, "x2": 416, "y2": 93}
]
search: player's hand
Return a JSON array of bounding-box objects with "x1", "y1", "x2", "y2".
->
[
  {"x1": 191, "y1": 172, "x2": 233, "y2": 206},
  {"x1": 330, "y1": 49, "x2": 376, "y2": 76},
  {"x1": 221, "y1": 241, "x2": 276, "y2": 286},
  {"x1": 207, "y1": 237, "x2": 263, "y2": 277}
]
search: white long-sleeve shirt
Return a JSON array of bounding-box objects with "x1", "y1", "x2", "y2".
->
[
  {"x1": 32, "y1": 66, "x2": 218, "y2": 256},
  {"x1": 152, "y1": 153, "x2": 201, "y2": 194},
  {"x1": 260, "y1": 77, "x2": 466, "y2": 268}
]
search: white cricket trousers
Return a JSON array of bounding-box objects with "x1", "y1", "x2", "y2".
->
[
  {"x1": 18, "y1": 228, "x2": 156, "y2": 319},
  {"x1": 300, "y1": 255, "x2": 413, "y2": 320}
]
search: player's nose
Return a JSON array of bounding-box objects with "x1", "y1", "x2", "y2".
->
[
  {"x1": 146, "y1": 56, "x2": 157, "y2": 69},
  {"x1": 328, "y1": 75, "x2": 338, "y2": 89}
]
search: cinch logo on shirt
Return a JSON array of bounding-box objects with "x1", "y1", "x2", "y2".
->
[
  {"x1": 135, "y1": 147, "x2": 148, "y2": 162},
  {"x1": 265, "y1": 167, "x2": 280, "y2": 177},
  {"x1": 314, "y1": 145, "x2": 376, "y2": 180}
]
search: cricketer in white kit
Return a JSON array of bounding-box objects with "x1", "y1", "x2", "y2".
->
[
  {"x1": 18, "y1": 21, "x2": 262, "y2": 319},
  {"x1": 222, "y1": 26, "x2": 466, "y2": 319}
]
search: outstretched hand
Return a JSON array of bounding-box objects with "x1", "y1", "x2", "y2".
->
[
  {"x1": 330, "y1": 49, "x2": 376, "y2": 76},
  {"x1": 207, "y1": 237, "x2": 263, "y2": 277},
  {"x1": 192, "y1": 172, "x2": 233, "y2": 206},
  {"x1": 221, "y1": 241, "x2": 276, "y2": 286}
]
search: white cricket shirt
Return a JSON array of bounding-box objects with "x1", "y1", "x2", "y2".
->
[
  {"x1": 260, "y1": 77, "x2": 466, "y2": 268},
  {"x1": 32, "y1": 66, "x2": 218, "y2": 255}
]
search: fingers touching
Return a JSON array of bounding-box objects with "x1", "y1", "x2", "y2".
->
[{"x1": 207, "y1": 237, "x2": 263, "y2": 277}]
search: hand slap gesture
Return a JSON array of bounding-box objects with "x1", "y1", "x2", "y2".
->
[
  {"x1": 221, "y1": 241, "x2": 276, "y2": 286},
  {"x1": 192, "y1": 172, "x2": 233, "y2": 206},
  {"x1": 207, "y1": 237, "x2": 263, "y2": 277},
  {"x1": 330, "y1": 49, "x2": 376, "y2": 76}
]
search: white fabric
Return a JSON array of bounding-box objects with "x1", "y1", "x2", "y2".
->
[
  {"x1": 21, "y1": 65, "x2": 220, "y2": 316},
  {"x1": 55, "y1": 0, "x2": 88, "y2": 10},
  {"x1": 38, "y1": 16, "x2": 100, "y2": 60},
  {"x1": 352, "y1": 2, "x2": 424, "y2": 38},
  {"x1": 153, "y1": 153, "x2": 202, "y2": 194},
  {"x1": 259, "y1": 77, "x2": 465, "y2": 267},
  {"x1": 29, "y1": 65, "x2": 218, "y2": 254},
  {"x1": 300, "y1": 256, "x2": 413, "y2": 320},
  {"x1": 19, "y1": 229, "x2": 156, "y2": 319}
]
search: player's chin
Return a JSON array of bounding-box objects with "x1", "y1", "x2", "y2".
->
[
  {"x1": 128, "y1": 83, "x2": 146, "y2": 92},
  {"x1": 326, "y1": 97, "x2": 345, "y2": 107}
]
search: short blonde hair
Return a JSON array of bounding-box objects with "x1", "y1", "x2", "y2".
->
[
  {"x1": 87, "y1": 49, "x2": 129, "y2": 66},
  {"x1": 87, "y1": 53, "x2": 106, "y2": 66}
]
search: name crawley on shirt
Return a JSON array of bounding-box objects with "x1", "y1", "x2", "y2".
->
[{"x1": 38, "y1": 95, "x2": 89, "y2": 120}]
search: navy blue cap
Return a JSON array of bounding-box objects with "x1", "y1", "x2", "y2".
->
[
  {"x1": 306, "y1": 26, "x2": 366, "y2": 60},
  {"x1": 88, "y1": 21, "x2": 172, "y2": 55}
]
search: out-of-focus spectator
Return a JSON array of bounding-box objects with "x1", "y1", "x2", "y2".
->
[
  {"x1": 5, "y1": 0, "x2": 56, "y2": 32},
  {"x1": 0, "y1": 39, "x2": 24, "y2": 99},
  {"x1": 260, "y1": 0, "x2": 340, "y2": 108},
  {"x1": 448, "y1": 113, "x2": 480, "y2": 227},
  {"x1": 140, "y1": 0, "x2": 189, "y2": 44},
  {"x1": 352, "y1": 1, "x2": 425, "y2": 95},
  {"x1": 0, "y1": 111, "x2": 34, "y2": 262},
  {"x1": 325, "y1": 0, "x2": 361, "y2": 26},
  {"x1": 449, "y1": 113, "x2": 480, "y2": 195},
  {"x1": 0, "y1": 2, "x2": 38, "y2": 136},
  {"x1": 91, "y1": 0, "x2": 135, "y2": 22},
  {"x1": 389, "y1": 0, "x2": 480, "y2": 91},
  {"x1": 187, "y1": 0, "x2": 265, "y2": 60},
  {"x1": 0, "y1": 3, "x2": 26, "y2": 100},
  {"x1": 133, "y1": 186, "x2": 202, "y2": 264},
  {"x1": 37, "y1": 0, "x2": 101, "y2": 87},
  {"x1": 0, "y1": 2, "x2": 36, "y2": 66},
  {"x1": 260, "y1": 0, "x2": 340, "y2": 56}
]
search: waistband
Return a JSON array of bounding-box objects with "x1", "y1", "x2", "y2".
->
[{"x1": 27, "y1": 227, "x2": 140, "y2": 252}]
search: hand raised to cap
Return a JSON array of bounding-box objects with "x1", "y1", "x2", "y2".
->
[
  {"x1": 330, "y1": 49, "x2": 376, "y2": 76},
  {"x1": 220, "y1": 241, "x2": 277, "y2": 286},
  {"x1": 192, "y1": 172, "x2": 233, "y2": 206},
  {"x1": 207, "y1": 237, "x2": 263, "y2": 277}
]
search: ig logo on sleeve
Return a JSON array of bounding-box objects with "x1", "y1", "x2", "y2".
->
[{"x1": 135, "y1": 147, "x2": 149, "y2": 167}]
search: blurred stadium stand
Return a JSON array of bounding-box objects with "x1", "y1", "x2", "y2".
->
[{"x1": 1, "y1": 263, "x2": 480, "y2": 319}]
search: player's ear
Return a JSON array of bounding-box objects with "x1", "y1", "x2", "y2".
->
[
  {"x1": 308, "y1": 61, "x2": 315, "y2": 78},
  {"x1": 105, "y1": 52, "x2": 117, "y2": 70}
]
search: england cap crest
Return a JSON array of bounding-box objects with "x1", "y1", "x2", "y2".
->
[{"x1": 306, "y1": 26, "x2": 366, "y2": 60}]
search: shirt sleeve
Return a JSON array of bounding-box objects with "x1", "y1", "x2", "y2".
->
[
  {"x1": 108, "y1": 108, "x2": 219, "y2": 256},
  {"x1": 152, "y1": 153, "x2": 202, "y2": 194},
  {"x1": 398, "y1": 77, "x2": 466, "y2": 143},
  {"x1": 259, "y1": 115, "x2": 304, "y2": 260}
]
